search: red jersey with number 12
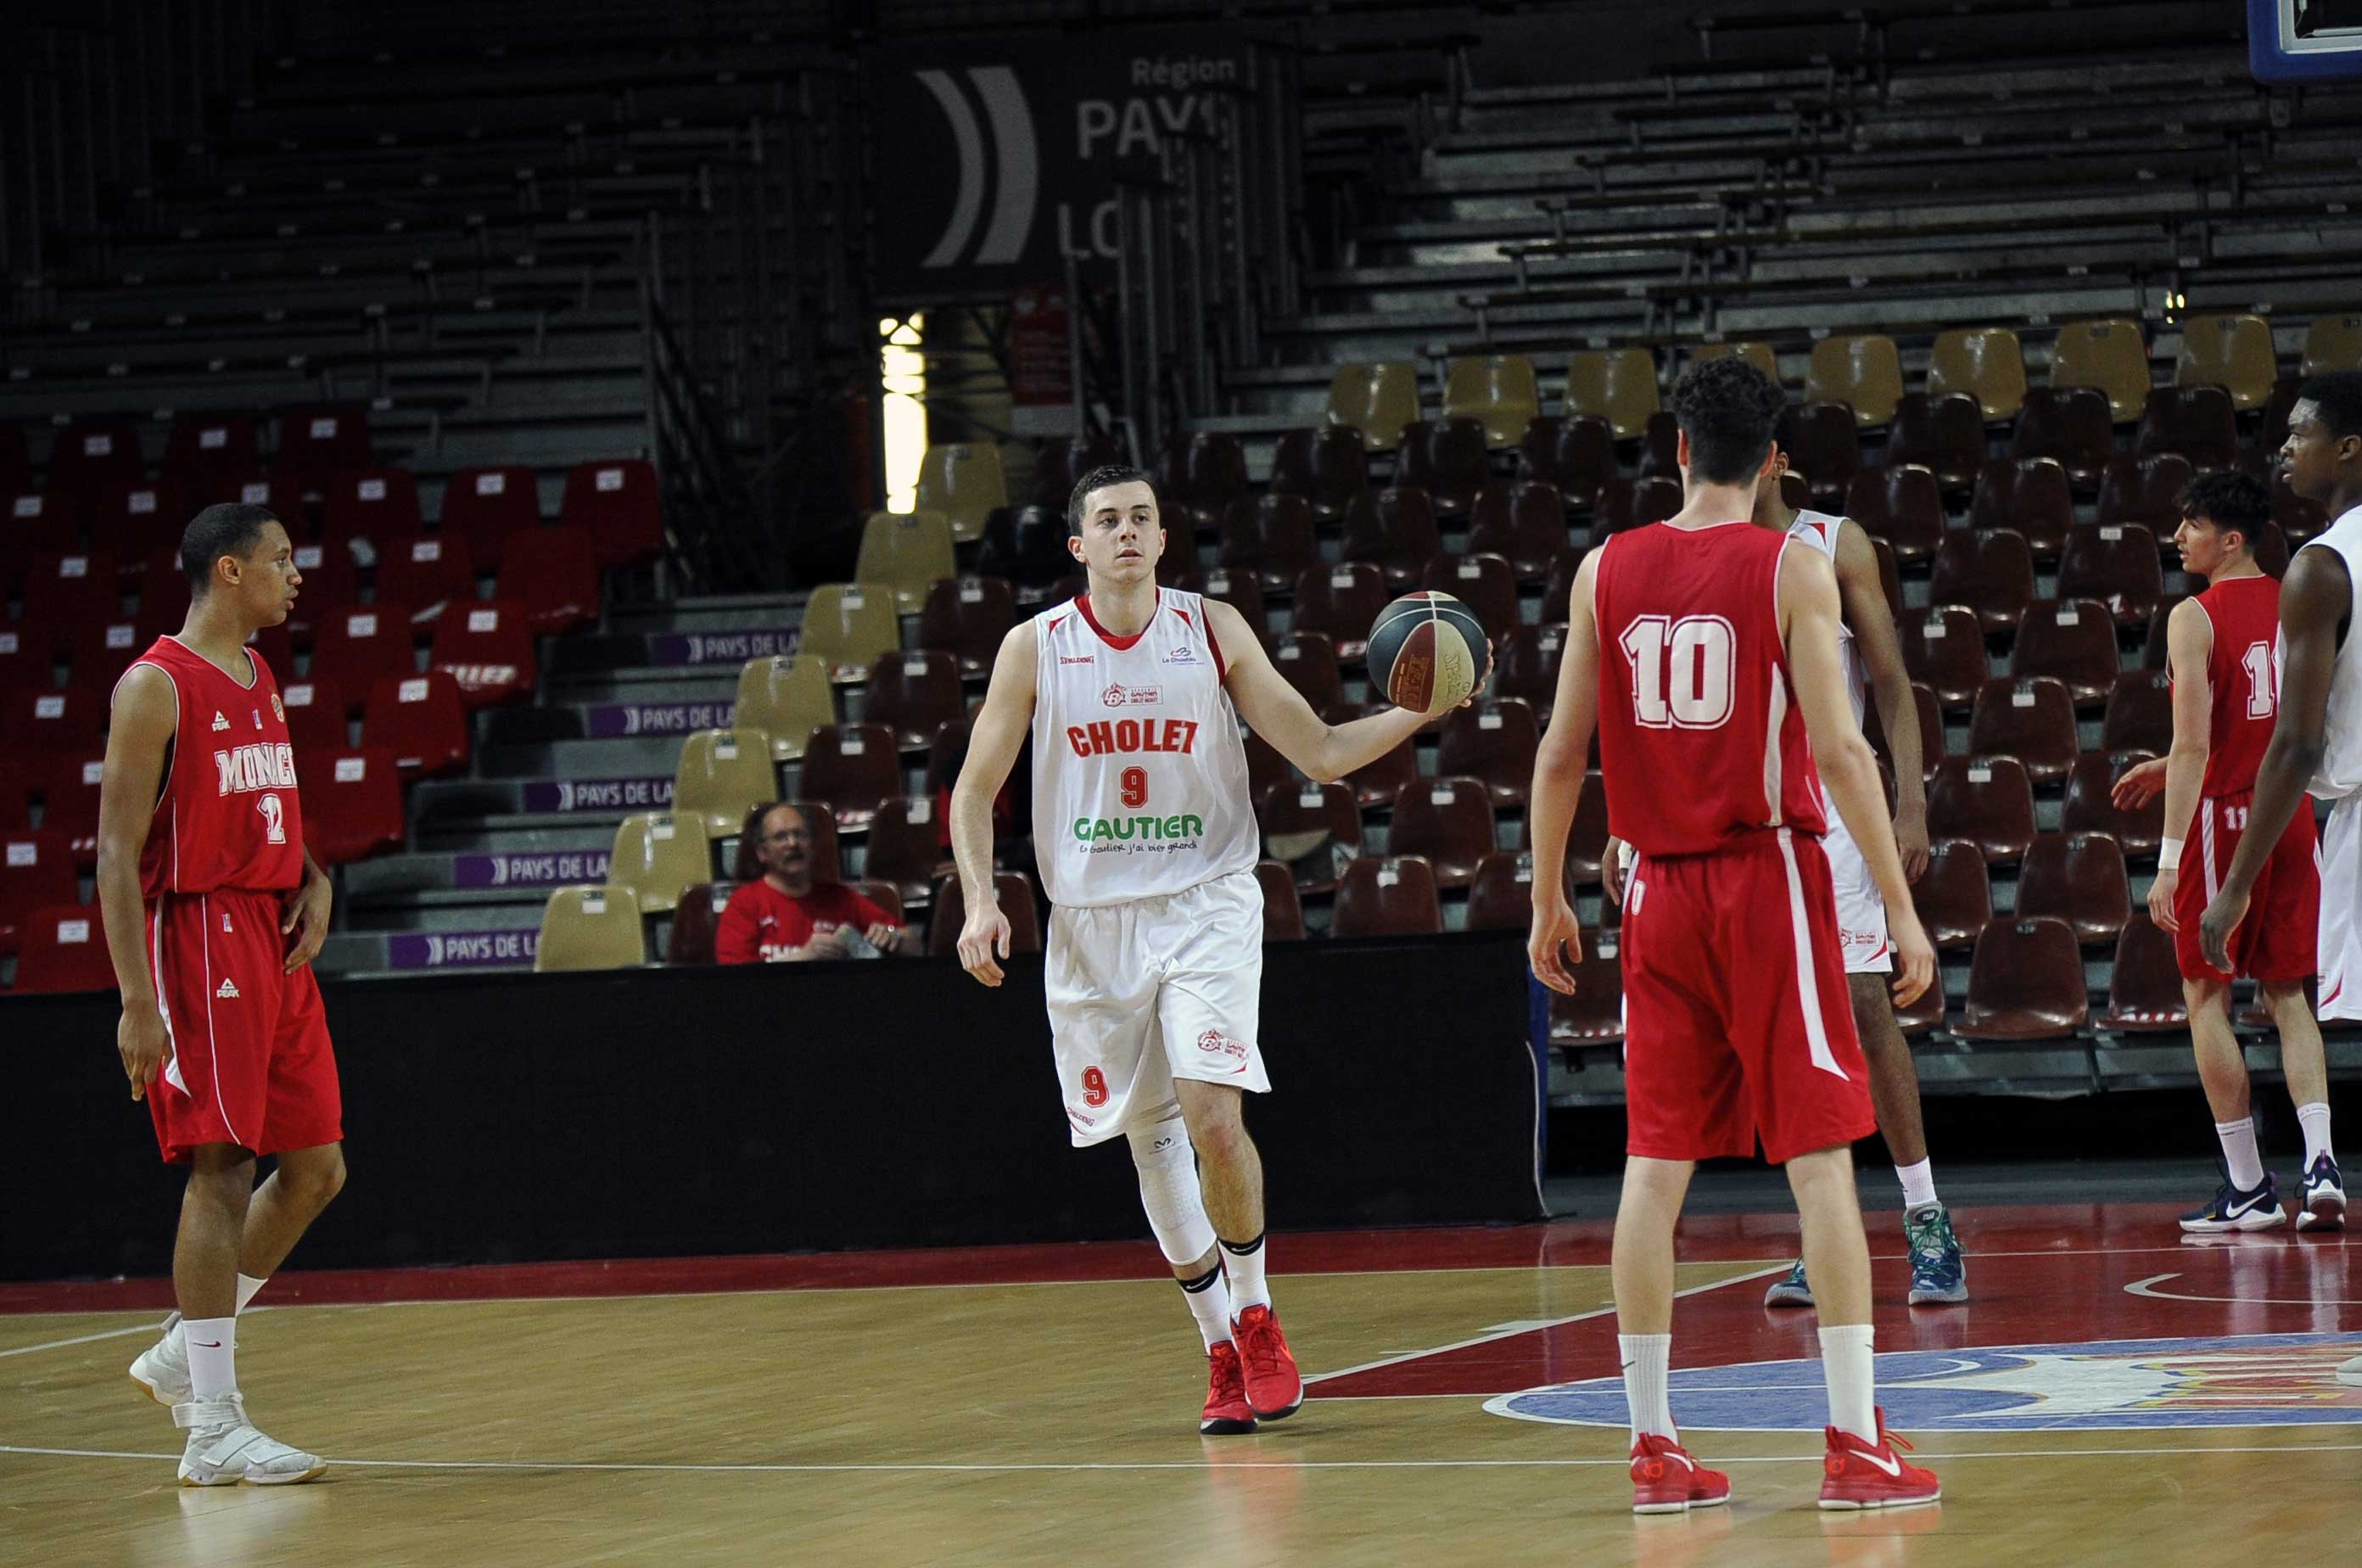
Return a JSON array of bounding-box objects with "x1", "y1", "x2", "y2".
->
[
  {"x1": 1595, "y1": 521, "x2": 1827, "y2": 857},
  {"x1": 120, "y1": 636, "x2": 305, "y2": 899},
  {"x1": 2191, "y1": 574, "x2": 2281, "y2": 799}
]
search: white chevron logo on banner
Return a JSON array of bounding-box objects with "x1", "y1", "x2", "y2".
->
[{"x1": 914, "y1": 66, "x2": 1039, "y2": 268}]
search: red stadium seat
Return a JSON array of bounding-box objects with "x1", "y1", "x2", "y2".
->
[
  {"x1": 2099, "y1": 913, "x2": 2188, "y2": 1031},
  {"x1": 1882, "y1": 392, "x2": 1984, "y2": 490},
  {"x1": 927, "y1": 871, "x2": 1041, "y2": 956},
  {"x1": 11, "y1": 903, "x2": 116, "y2": 993},
  {"x1": 1547, "y1": 921, "x2": 1626, "y2": 1046},
  {"x1": 0, "y1": 426, "x2": 24, "y2": 499},
  {"x1": 800, "y1": 724, "x2": 902, "y2": 829},
  {"x1": 1928, "y1": 527, "x2": 2035, "y2": 634},
  {"x1": 1290, "y1": 563, "x2": 1391, "y2": 658},
  {"x1": 284, "y1": 540, "x2": 360, "y2": 636},
  {"x1": 1, "y1": 490, "x2": 84, "y2": 589},
  {"x1": 1324, "y1": 702, "x2": 1417, "y2": 809},
  {"x1": 862, "y1": 795, "x2": 948, "y2": 910},
  {"x1": 1269, "y1": 631, "x2": 1343, "y2": 710},
  {"x1": 560, "y1": 459, "x2": 664, "y2": 567},
  {"x1": 917, "y1": 575, "x2": 1015, "y2": 676},
  {"x1": 320, "y1": 468, "x2": 424, "y2": 550},
  {"x1": 1970, "y1": 456, "x2": 2074, "y2": 559},
  {"x1": 428, "y1": 599, "x2": 537, "y2": 708},
  {"x1": 298, "y1": 748, "x2": 406, "y2": 866},
  {"x1": 1254, "y1": 860, "x2": 1307, "y2": 941},
  {"x1": 1422, "y1": 552, "x2": 1518, "y2": 641},
  {"x1": 2102, "y1": 671, "x2": 2173, "y2": 753},
  {"x1": 1927, "y1": 755, "x2": 2037, "y2": 865},
  {"x1": 1844, "y1": 465, "x2": 1945, "y2": 564},
  {"x1": 362, "y1": 671, "x2": 469, "y2": 776},
  {"x1": 1900, "y1": 606, "x2": 1989, "y2": 710},
  {"x1": 2010, "y1": 598, "x2": 2120, "y2": 707},
  {"x1": 2096, "y1": 455, "x2": 2192, "y2": 532},
  {"x1": 275, "y1": 403, "x2": 373, "y2": 479},
  {"x1": 1340, "y1": 488, "x2": 1441, "y2": 591},
  {"x1": 2017, "y1": 832, "x2": 2130, "y2": 944},
  {"x1": 1331, "y1": 854, "x2": 1443, "y2": 937},
  {"x1": 2011, "y1": 386, "x2": 2113, "y2": 489},
  {"x1": 861, "y1": 651, "x2": 966, "y2": 751},
  {"x1": 1968, "y1": 677, "x2": 2078, "y2": 783},
  {"x1": 1257, "y1": 780, "x2": 1362, "y2": 894},
  {"x1": 1266, "y1": 426, "x2": 1368, "y2": 523},
  {"x1": 15, "y1": 552, "x2": 124, "y2": 660},
  {"x1": 1910, "y1": 838, "x2": 1991, "y2": 949},
  {"x1": 373, "y1": 533, "x2": 477, "y2": 613},
  {"x1": 87, "y1": 479, "x2": 186, "y2": 559},
  {"x1": 0, "y1": 829, "x2": 76, "y2": 955},
  {"x1": 2057, "y1": 523, "x2": 2163, "y2": 627},
  {"x1": 1954, "y1": 916, "x2": 2089, "y2": 1039},
  {"x1": 4, "y1": 685, "x2": 105, "y2": 754},
  {"x1": 1438, "y1": 697, "x2": 1541, "y2": 808},
  {"x1": 1517, "y1": 414, "x2": 1614, "y2": 498},
  {"x1": 311, "y1": 603, "x2": 419, "y2": 696},
  {"x1": 2136, "y1": 385, "x2": 2238, "y2": 473},
  {"x1": 1780, "y1": 402, "x2": 1861, "y2": 511},
  {"x1": 45, "y1": 415, "x2": 145, "y2": 498},
  {"x1": 1385, "y1": 776, "x2": 1495, "y2": 888},
  {"x1": 1394, "y1": 418, "x2": 1490, "y2": 517},
  {"x1": 164, "y1": 412, "x2": 261, "y2": 494},
  {"x1": 68, "y1": 603, "x2": 176, "y2": 692},
  {"x1": 1468, "y1": 482, "x2": 1569, "y2": 581},
  {"x1": 277, "y1": 675, "x2": 352, "y2": 755},
  {"x1": 440, "y1": 465, "x2": 540, "y2": 565},
  {"x1": 2063, "y1": 748, "x2": 2163, "y2": 856}
]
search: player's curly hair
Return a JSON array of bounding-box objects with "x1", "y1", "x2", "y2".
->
[
  {"x1": 1066, "y1": 463, "x2": 1155, "y2": 535},
  {"x1": 2298, "y1": 370, "x2": 2362, "y2": 443},
  {"x1": 179, "y1": 502, "x2": 283, "y2": 595},
  {"x1": 2179, "y1": 471, "x2": 2270, "y2": 547},
  {"x1": 1671, "y1": 356, "x2": 1786, "y2": 485}
]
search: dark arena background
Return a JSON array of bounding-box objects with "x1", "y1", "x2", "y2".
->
[{"x1": 3, "y1": 1, "x2": 2360, "y2": 1560}]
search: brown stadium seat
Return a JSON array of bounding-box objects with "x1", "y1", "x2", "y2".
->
[
  {"x1": 2140, "y1": 602, "x2": 2181, "y2": 669},
  {"x1": 1324, "y1": 702, "x2": 1417, "y2": 809},
  {"x1": 1519, "y1": 414, "x2": 1615, "y2": 498},
  {"x1": 2049, "y1": 318, "x2": 2152, "y2": 424},
  {"x1": 1563, "y1": 348, "x2": 1660, "y2": 440},
  {"x1": 1637, "y1": 412, "x2": 1680, "y2": 480},
  {"x1": 1394, "y1": 418, "x2": 1490, "y2": 517},
  {"x1": 2058, "y1": 523, "x2": 2164, "y2": 628},
  {"x1": 1547, "y1": 922, "x2": 1626, "y2": 1046},
  {"x1": 1291, "y1": 563, "x2": 1391, "y2": 659},
  {"x1": 862, "y1": 652, "x2": 966, "y2": 751},
  {"x1": 1270, "y1": 631, "x2": 1344, "y2": 709},
  {"x1": 1254, "y1": 860, "x2": 1306, "y2": 942},
  {"x1": 863, "y1": 795, "x2": 948, "y2": 911},
  {"x1": 2102, "y1": 671, "x2": 2173, "y2": 754},
  {"x1": 1156, "y1": 430, "x2": 1248, "y2": 512},
  {"x1": 1844, "y1": 465, "x2": 1945, "y2": 563},
  {"x1": 1548, "y1": 769, "x2": 1614, "y2": 886},
  {"x1": 1438, "y1": 697, "x2": 1541, "y2": 809},
  {"x1": 1385, "y1": 776, "x2": 1496, "y2": 888},
  {"x1": 1779, "y1": 402, "x2": 1862, "y2": 510},
  {"x1": 1911, "y1": 838, "x2": 1992, "y2": 949},
  {"x1": 1494, "y1": 623, "x2": 1567, "y2": 717},
  {"x1": 2137, "y1": 386, "x2": 2239, "y2": 473},
  {"x1": 1325, "y1": 362, "x2": 1424, "y2": 454},
  {"x1": 1217, "y1": 494, "x2": 1320, "y2": 592},
  {"x1": 1968, "y1": 677, "x2": 2079, "y2": 784},
  {"x1": 2096, "y1": 455, "x2": 2191, "y2": 532},
  {"x1": 1029, "y1": 432, "x2": 1120, "y2": 509},
  {"x1": 1900, "y1": 605, "x2": 1987, "y2": 710},
  {"x1": 1955, "y1": 916, "x2": 2090, "y2": 1039},
  {"x1": 1929, "y1": 528, "x2": 2035, "y2": 634},
  {"x1": 1893, "y1": 972, "x2": 1948, "y2": 1037},
  {"x1": 1807, "y1": 334, "x2": 1906, "y2": 427},
  {"x1": 2099, "y1": 913, "x2": 2189, "y2": 1031},
  {"x1": 1189, "y1": 566, "x2": 1267, "y2": 630},
  {"x1": 917, "y1": 574, "x2": 1015, "y2": 677},
  {"x1": 1331, "y1": 854, "x2": 1444, "y2": 938},
  {"x1": 2016, "y1": 831, "x2": 2130, "y2": 945},
  {"x1": 2010, "y1": 598, "x2": 2120, "y2": 707},
  {"x1": 2274, "y1": 472, "x2": 2329, "y2": 546},
  {"x1": 2011, "y1": 386, "x2": 2115, "y2": 489},
  {"x1": 1444, "y1": 354, "x2": 1543, "y2": 448},
  {"x1": 1340, "y1": 487, "x2": 1441, "y2": 591},
  {"x1": 1466, "y1": 851, "x2": 1542, "y2": 932},
  {"x1": 1542, "y1": 550, "x2": 1587, "y2": 627},
  {"x1": 1928, "y1": 327, "x2": 2029, "y2": 423},
  {"x1": 1882, "y1": 393, "x2": 1984, "y2": 491},
  {"x1": 1866, "y1": 681, "x2": 1945, "y2": 778},
  {"x1": 1627, "y1": 476, "x2": 1687, "y2": 535},
  {"x1": 1468, "y1": 482, "x2": 1570, "y2": 581},
  {"x1": 2174, "y1": 312, "x2": 2278, "y2": 412},
  {"x1": 927, "y1": 871, "x2": 1041, "y2": 958},
  {"x1": 1155, "y1": 501, "x2": 1201, "y2": 586},
  {"x1": 1970, "y1": 457, "x2": 2074, "y2": 560},
  {"x1": 1257, "y1": 779, "x2": 1363, "y2": 893},
  {"x1": 799, "y1": 724, "x2": 901, "y2": 830},
  {"x1": 1243, "y1": 729, "x2": 1290, "y2": 801},
  {"x1": 2063, "y1": 748, "x2": 2163, "y2": 855},
  {"x1": 1423, "y1": 552, "x2": 1518, "y2": 641},
  {"x1": 665, "y1": 882, "x2": 734, "y2": 964},
  {"x1": 1267, "y1": 426, "x2": 1369, "y2": 523},
  {"x1": 1928, "y1": 755, "x2": 2037, "y2": 865}
]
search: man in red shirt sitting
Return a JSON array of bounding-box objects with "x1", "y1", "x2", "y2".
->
[{"x1": 715, "y1": 802, "x2": 909, "y2": 963}]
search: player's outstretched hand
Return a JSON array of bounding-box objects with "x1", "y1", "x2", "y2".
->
[
  {"x1": 2148, "y1": 865, "x2": 2180, "y2": 933},
  {"x1": 2110, "y1": 756, "x2": 2169, "y2": 809},
  {"x1": 280, "y1": 870, "x2": 333, "y2": 973},
  {"x1": 958, "y1": 896, "x2": 1012, "y2": 987},
  {"x1": 2199, "y1": 886, "x2": 2247, "y2": 972},
  {"x1": 1528, "y1": 894, "x2": 1583, "y2": 994},
  {"x1": 1888, "y1": 911, "x2": 1936, "y2": 1009},
  {"x1": 119, "y1": 1003, "x2": 172, "y2": 1101}
]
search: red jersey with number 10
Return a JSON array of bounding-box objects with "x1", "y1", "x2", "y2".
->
[
  {"x1": 120, "y1": 636, "x2": 306, "y2": 899},
  {"x1": 2191, "y1": 574, "x2": 2281, "y2": 799},
  {"x1": 1595, "y1": 521, "x2": 1827, "y2": 857}
]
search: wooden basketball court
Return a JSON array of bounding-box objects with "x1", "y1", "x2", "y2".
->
[{"x1": 4, "y1": 1205, "x2": 2357, "y2": 1565}]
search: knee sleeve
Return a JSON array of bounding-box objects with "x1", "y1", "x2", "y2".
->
[{"x1": 1128, "y1": 1118, "x2": 1216, "y2": 1266}]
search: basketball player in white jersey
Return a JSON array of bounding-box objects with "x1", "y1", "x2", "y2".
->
[
  {"x1": 950, "y1": 464, "x2": 1450, "y2": 1434},
  {"x1": 2200, "y1": 372, "x2": 2360, "y2": 1397},
  {"x1": 1604, "y1": 447, "x2": 1965, "y2": 1305}
]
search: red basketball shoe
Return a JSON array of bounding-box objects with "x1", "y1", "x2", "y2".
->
[
  {"x1": 1819, "y1": 1409, "x2": 1940, "y2": 1509},
  {"x1": 1201, "y1": 1341, "x2": 1257, "y2": 1436},
  {"x1": 1232, "y1": 1303, "x2": 1303, "y2": 1420},
  {"x1": 1629, "y1": 1432, "x2": 1731, "y2": 1515}
]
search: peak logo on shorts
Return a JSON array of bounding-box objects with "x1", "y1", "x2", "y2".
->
[
  {"x1": 1195, "y1": 1028, "x2": 1248, "y2": 1062},
  {"x1": 215, "y1": 978, "x2": 240, "y2": 1000},
  {"x1": 1101, "y1": 683, "x2": 1161, "y2": 707}
]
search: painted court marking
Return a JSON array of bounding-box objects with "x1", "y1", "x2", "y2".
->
[
  {"x1": 0, "y1": 1324, "x2": 174, "y2": 1361},
  {"x1": 2124, "y1": 1272, "x2": 2362, "y2": 1308}
]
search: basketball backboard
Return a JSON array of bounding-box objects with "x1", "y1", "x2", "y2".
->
[{"x1": 2252, "y1": 0, "x2": 2362, "y2": 81}]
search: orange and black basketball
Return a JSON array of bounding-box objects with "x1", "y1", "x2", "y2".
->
[{"x1": 1367, "y1": 591, "x2": 1489, "y2": 714}]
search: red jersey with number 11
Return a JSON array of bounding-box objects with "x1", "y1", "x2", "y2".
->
[
  {"x1": 120, "y1": 636, "x2": 306, "y2": 899},
  {"x1": 2192, "y1": 574, "x2": 2281, "y2": 799},
  {"x1": 1594, "y1": 521, "x2": 1827, "y2": 858}
]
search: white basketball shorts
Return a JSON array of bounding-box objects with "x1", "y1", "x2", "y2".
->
[
  {"x1": 1045, "y1": 869, "x2": 1270, "y2": 1148},
  {"x1": 2317, "y1": 793, "x2": 2362, "y2": 1022},
  {"x1": 1819, "y1": 807, "x2": 1892, "y2": 975}
]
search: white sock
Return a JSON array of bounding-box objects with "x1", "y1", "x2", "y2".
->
[
  {"x1": 2216, "y1": 1117, "x2": 2265, "y2": 1190},
  {"x1": 1178, "y1": 1263, "x2": 1234, "y2": 1352},
  {"x1": 2297, "y1": 1102, "x2": 2336, "y2": 1171},
  {"x1": 236, "y1": 1274, "x2": 268, "y2": 1313},
  {"x1": 1818, "y1": 1323, "x2": 1878, "y2": 1445},
  {"x1": 1220, "y1": 1232, "x2": 1271, "y2": 1314},
  {"x1": 1895, "y1": 1158, "x2": 1939, "y2": 1212},
  {"x1": 183, "y1": 1317, "x2": 238, "y2": 1404},
  {"x1": 1618, "y1": 1333, "x2": 1674, "y2": 1443}
]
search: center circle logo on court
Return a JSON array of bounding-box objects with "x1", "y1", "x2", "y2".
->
[{"x1": 1486, "y1": 1333, "x2": 2362, "y2": 1431}]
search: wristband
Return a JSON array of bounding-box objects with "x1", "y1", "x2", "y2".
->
[{"x1": 2158, "y1": 837, "x2": 2183, "y2": 871}]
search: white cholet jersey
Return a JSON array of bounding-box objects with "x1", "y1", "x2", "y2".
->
[
  {"x1": 2292, "y1": 502, "x2": 2362, "y2": 801},
  {"x1": 1030, "y1": 588, "x2": 1260, "y2": 908},
  {"x1": 1787, "y1": 508, "x2": 1867, "y2": 729}
]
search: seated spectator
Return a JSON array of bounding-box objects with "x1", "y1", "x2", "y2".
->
[{"x1": 716, "y1": 803, "x2": 910, "y2": 962}]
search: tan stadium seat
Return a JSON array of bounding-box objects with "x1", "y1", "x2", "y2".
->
[
  {"x1": 535, "y1": 885, "x2": 647, "y2": 972},
  {"x1": 1688, "y1": 341, "x2": 1779, "y2": 382},
  {"x1": 674, "y1": 727, "x2": 780, "y2": 837},
  {"x1": 1805, "y1": 334, "x2": 1906, "y2": 428},
  {"x1": 607, "y1": 813, "x2": 712, "y2": 916},
  {"x1": 2174, "y1": 313, "x2": 2278, "y2": 412},
  {"x1": 801, "y1": 583, "x2": 903, "y2": 680},
  {"x1": 1444, "y1": 355, "x2": 1542, "y2": 448},
  {"x1": 2302, "y1": 313, "x2": 2362, "y2": 378},
  {"x1": 1325, "y1": 362, "x2": 1423, "y2": 453},
  {"x1": 1564, "y1": 349, "x2": 1660, "y2": 440},
  {"x1": 914, "y1": 443, "x2": 1008, "y2": 545},
  {"x1": 855, "y1": 511, "x2": 956, "y2": 613},
  {"x1": 2050, "y1": 318, "x2": 2152, "y2": 423},
  {"x1": 734, "y1": 654, "x2": 834, "y2": 763},
  {"x1": 1927, "y1": 327, "x2": 2028, "y2": 423}
]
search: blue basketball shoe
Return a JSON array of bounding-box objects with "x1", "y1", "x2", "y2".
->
[
  {"x1": 2180, "y1": 1172, "x2": 2286, "y2": 1233},
  {"x1": 1904, "y1": 1203, "x2": 1967, "y2": 1304},
  {"x1": 1763, "y1": 1257, "x2": 1814, "y2": 1308},
  {"x1": 2298, "y1": 1153, "x2": 2346, "y2": 1232}
]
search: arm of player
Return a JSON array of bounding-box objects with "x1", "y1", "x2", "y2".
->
[
  {"x1": 2150, "y1": 600, "x2": 2214, "y2": 933},
  {"x1": 2202, "y1": 547, "x2": 2346, "y2": 968},
  {"x1": 1835, "y1": 518, "x2": 1928, "y2": 882},
  {"x1": 951, "y1": 621, "x2": 1038, "y2": 987},
  {"x1": 1207, "y1": 599, "x2": 1431, "y2": 782},
  {"x1": 1527, "y1": 551, "x2": 1602, "y2": 994},
  {"x1": 280, "y1": 844, "x2": 334, "y2": 974},
  {"x1": 97, "y1": 664, "x2": 176, "y2": 1100},
  {"x1": 1781, "y1": 546, "x2": 1934, "y2": 1006}
]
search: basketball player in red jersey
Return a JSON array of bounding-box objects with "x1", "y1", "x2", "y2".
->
[
  {"x1": 1528, "y1": 358, "x2": 1941, "y2": 1512},
  {"x1": 98, "y1": 502, "x2": 344, "y2": 1486},
  {"x1": 2112, "y1": 473, "x2": 2338, "y2": 1233}
]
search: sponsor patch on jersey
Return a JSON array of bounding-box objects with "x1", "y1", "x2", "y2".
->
[
  {"x1": 1195, "y1": 1028, "x2": 1249, "y2": 1062},
  {"x1": 1100, "y1": 683, "x2": 1161, "y2": 707},
  {"x1": 211, "y1": 712, "x2": 230, "y2": 731},
  {"x1": 1072, "y1": 813, "x2": 1206, "y2": 843},
  {"x1": 1161, "y1": 645, "x2": 1201, "y2": 664},
  {"x1": 270, "y1": 693, "x2": 284, "y2": 722},
  {"x1": 1059, "y1": 654, "x2": 1096, "y2": 665}
]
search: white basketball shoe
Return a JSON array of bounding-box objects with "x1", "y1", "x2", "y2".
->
[
  {"x1": 173, "y1": 1394, "x2": 326, "y2": 1486},
  {"x1": 128, "y1": 1312, "x2": 191, "y2": 1407}
]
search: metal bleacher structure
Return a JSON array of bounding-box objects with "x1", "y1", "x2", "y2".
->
[{"x1": 5, "y1": 0, "x2": 2362, "y2": 1109}]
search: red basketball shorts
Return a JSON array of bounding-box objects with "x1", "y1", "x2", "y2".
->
[
  {"x1": 2174, "y1": 790, "x2": 2319, "y2": 983},
  {"x1": 1619, "y1": 828, "x2": 1876, "y2": 1166},
  {"x1": 145, "y1": 888, "x2": 343, "y2": 1164}
]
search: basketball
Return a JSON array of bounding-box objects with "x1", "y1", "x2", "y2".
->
[{"x1": 1367, "y1": 592, "x2": 1490, "y2": 714}]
